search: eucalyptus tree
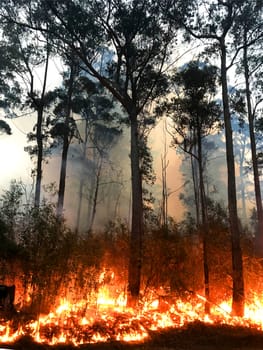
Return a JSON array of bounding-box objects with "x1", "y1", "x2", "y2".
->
[
  {"x1": 168, "y1": 0, "x2": 259, "y2": 316},
  {"x1": 230, "y1": 91, "x2": 252, "y2": 224},
  {"x1": 19, "y1": 0, "x2": 176, "y2": 306},
  {"x1": 231, "y1": 1, "x2": 263, "y2": 253},
  {"x1": 0, "y1": 0, "x2": 183, "y2": 306},
  {"x1": 48, "y1": 55, "x2": 80, "y2": 218},
  {"x1": 86, "y1": 124, "x2": 122, "y2": 232},
  {"x1": 71, "y1": 78, "x2": 122, "y2": 233},
  {"x1": 166, "y1": 61, "x2": 222, "y2": 313},
  {"x1": 63, "y1": 73, "x2": 123, "y2": 232},
  {"x1": 49, "y1": 68, "x2": 121, "y2": 226},
  {"x1": 0, "y1": 34, "x2": 22, "y2": 137},
  {"x1": 0, "y1": 17, "x2": 53, "y2": 207}
]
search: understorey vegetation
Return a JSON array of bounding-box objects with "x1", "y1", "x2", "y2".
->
[{"x1": 0, "y1": 183, "x2": 260, "y2": 317}]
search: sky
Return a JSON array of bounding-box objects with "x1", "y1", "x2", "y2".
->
[
  {"x1": 0, "y1": 116, "x2": 33, "y2": 188},
  {"x1": 0, "y1": 59, "x2": 63, "y2": 193}
]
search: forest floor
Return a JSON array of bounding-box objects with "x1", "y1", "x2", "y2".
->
[{"x1": 3, "y1": 322, "x2": 263, "y2": 350}]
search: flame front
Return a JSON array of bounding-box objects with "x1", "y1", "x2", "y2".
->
[{"x1": 1, "y1": 271, "x2": 263, "y2": 346}]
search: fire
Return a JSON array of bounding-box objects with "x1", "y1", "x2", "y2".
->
[{"x1": 1, "y1": 274, "x2": 263, "y2": 346}]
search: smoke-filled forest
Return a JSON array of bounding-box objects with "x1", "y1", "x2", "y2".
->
[{"x1": 0, "y1": 0, "x2": 262, "y2": 349}]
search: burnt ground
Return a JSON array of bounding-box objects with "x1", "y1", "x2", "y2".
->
[{"x1": 2, "y1": 322, "x2": 263, "y2": 350}]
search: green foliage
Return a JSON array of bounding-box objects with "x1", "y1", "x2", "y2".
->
[{"x1": 168, "y1": 61, "x2": 222, "y2": 151}]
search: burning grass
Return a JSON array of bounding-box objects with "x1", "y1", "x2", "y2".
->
[
  {"x1": 1, "y1": 286, "x2": 263, "y2": 348},
  {"x1": 3, "y1": 322, "x2": 263, "y2": 350},
  {"x1": 0, "y1": 207, "x2": 263, "y2": 348}
]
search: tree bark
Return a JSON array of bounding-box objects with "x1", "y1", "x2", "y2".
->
[
  {"x1": 239, "y1": 147, "x2": 247, "y2": 223},
  {"x1": 75, "y1": 119, "x2": 89, "y2": 233},
  {"x1": 191, "y1": 140, "x2": 201, "y2": 226},
  {"x1": 197, "y1": 119, "x2": 210, "y2": 314},
  {"x1": 88, "y1": 157, "x2": 102, "y2": 232},
  {"x1": 127, "y1": 112, "x2": 144, "y2": 308},
  {"x1": 34, "y1": 47, "x2": 49, "y2": 207},
  {"x1": 243, "y1": 28, "x2": 263, "y2": 256},
  {"x1": 57, "y1": 135, "x2": 70, "y2": 218},
  {"x1": 161, "y1": 118, "x2": 168, "y2": 233},
  {"x1": 220, "y1": 39, "x2": 244, "y2": 317},
  {"x1": 34, "y1": 105, "x2": 44, "y2": 207},
  {"x1": 56, "y1": 61, "x2": 75, "y2": 218}
]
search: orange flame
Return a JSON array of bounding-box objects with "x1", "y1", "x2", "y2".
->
[{"x1": 1, "y1": 274, "x2": 263, "y2": 346}]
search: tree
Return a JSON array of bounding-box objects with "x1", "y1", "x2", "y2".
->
[
  {"x1": 230, "y1": 92, "x2": 251, "y2": 224},
  {"x1": 0, "y1": 0, "x2": 186, "y2": 306},
  {"x1": 0, "y1": 32, "x2": 22, "y2": 136},
  {"x1": 0, "y1": 18, "x2": 53, "y2": 207},
  {"x1": 11, "y1": 0, "x2": 176, "y2": 307},
  {"x1": 49, "y1": 56, "x2": 79, "y2": 218},
  {"x1": 166, "y1": 61, "x2": 222, "y2": 313},
  {"x1": 170, "y1": 0, "x2": 251, "y2": 316},
  {"x1": 68, "y1": 76, "x2": 122, "y2": 233},
  {"x1": 232, "y1": 1, "x2": 263, "y2": 254},
  {"x1": 87, "y1": 124, "x2": 122, "y2": 231}
]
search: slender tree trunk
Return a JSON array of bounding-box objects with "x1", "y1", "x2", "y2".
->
[
  {"x1": 191, "y1": 142, "x2": 200, "y2": 226},
  {"x1": 127, "y1": 112, "x2": 144, "y2": 308},
  {"x1": 57, "y1": 136, "x2": 70, "y2": 217},
  {"x1": 238, "y1": 140, "x2": 248, "y2": 223},
  {"x1": 221, "y1": 40, "x2": 244, "y2": 317},
  {"x1": 240, "y1": 161, "x2": 247, "y2": 223},
  {"x1": 197, "y1": 121, "x2": 210, "y2": 314},
  {"x1": 75, "y1": 170, "x2": 85, "y2": 233},
  {"x1": 86, "y1": 145, "x2": 97, "y2": 231},
  {"x1": 34, "y1": 106, "x2": 44, "y2": 207},
  {"x1": 34, "y1": 48, "x2": 49, "y2": 207},
  {"x1": 243, "y1": 29, "x2": 263, "y2": 255},
  {"x1": 161, "y1": 118, "x2": 168, "y2": 233},
  {"x1": 161, "y1": 156, "x2": 168, "y2": 233},
  {"x1": 88, "y1": 156, "x2": 102, "y2": 232},
  {"x1": 56, "y1": 62, "x2": 75, "y2": 218},
  {"x1": 75, "y1": 120, "x2": 89, "y2": 233}
]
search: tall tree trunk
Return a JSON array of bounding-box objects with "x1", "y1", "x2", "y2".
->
[
  {"x1": 86, "y1": 144, "x2": 97, "y2": 231},
  {"x1": 197, "y1": 120, "x2": 210, "y2": 314},
  {"x1": 191, "y1": 142, "x2": 201, "y2": 226},
  {"x1": 34, "y1": 48, "x2": 49, "y2": 207},
  {"x1": 161, "y1": 155, "x2": 168, "y2": 231},
  {"x1": 127, "y1": 112, "x2": 144, "y2": 308},
  {"x1": 75, "y1": 119, "x2": 89, "y2": 233},
  {"x1": 161, "y1": 120, "x2": 168, "y2": 234},
  {"x1": 243, "y1": 29, "x2": 263, "y2": 256},
  {"x1": 57, "y1": 135, "x2": 70, "y2": 217},
  {"x1": 88, "y1": 157, "x2": 102, "y2": 232},
  {"x1": 34, "y1": 106, "x2": 44, "y2": 207},
  {"x1": 75, "y1": 168, "x2": 85, "y2": 233},
  {"x1": 238, "y1": 139, "x2": 248, "y2": 223},
  {"x1": 56, "y1": 62, "x2": 75, "y2": 218},
  {"x1": 220, "y1": 40, "x2": 244, "y2": 317}
]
